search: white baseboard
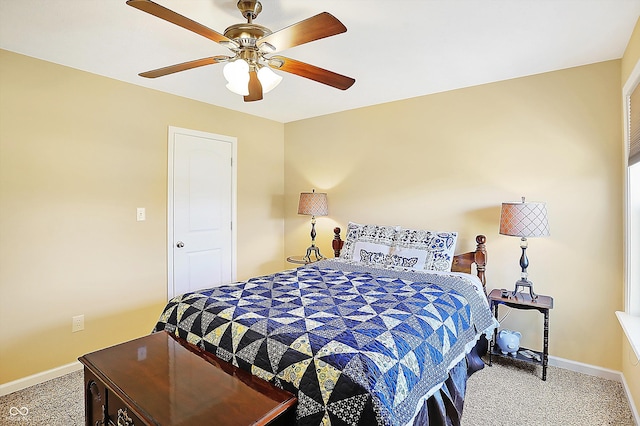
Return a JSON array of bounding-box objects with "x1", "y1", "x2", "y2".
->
[
  {"x1": 548, "y1": 355, "x2": 623, "y2": 381},
  {"x1": 549, "y1": 355, "x2": 639, "y2": 425},
  {"x1": 621, "y1": 373, "x2": 640, "y2": 426},
  {"x1": 0, "y1": 361, "x2": 83, "y2": 397}
]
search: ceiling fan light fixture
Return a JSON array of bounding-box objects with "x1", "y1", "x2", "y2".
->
[
  {"x1": 225, "y1": 80, "x2": 249, "y2": 96},
  {"x1": 257, "y1": 66, "x2": 283, "y2": 93},
  {"x1": 223, "y1": 59, "x2": 250, "y2": 95}
]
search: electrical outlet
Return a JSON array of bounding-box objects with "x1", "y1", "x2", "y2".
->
[
  {"x1": 72, "y1": 315, "x2": 84, "y2": 333},
  {"x1": 136, "y1": 207, "x2": 146, "y2": 221}
]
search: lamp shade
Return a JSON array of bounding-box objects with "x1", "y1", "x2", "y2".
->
[
  {"x1": 298, "y1": 191, "x2": 328, "y2": 217},
  {"x1": 500, "y1": 199, "x2": 550, "y2": 237},
  {"x1": 223, "y1": 59, "x2": 250, "y2": 95},
  {"x1": 257, "y1": 66, "x2": 283, "y2": 93}
]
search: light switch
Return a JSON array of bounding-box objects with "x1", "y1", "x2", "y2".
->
[{"x1": 137, "y1": 207, "x2": 146, "y2": 221}]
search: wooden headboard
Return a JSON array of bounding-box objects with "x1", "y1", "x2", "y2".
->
[{"x1": 331, "y1": 227, "x2": 487, "y2": 294}]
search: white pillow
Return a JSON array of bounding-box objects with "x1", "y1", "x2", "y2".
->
[
  {"x1": 339, "y1": 222, "x2": 399, "y2": 261},
  {"x1": 392, "y1": 228, "x2": 458, "y2": 271},
  {"x1": 352, "y1": 241, "x2": 392, "y2": 266},
  {"x1": 387, "y1": 247, "x2": 427, "y2": 269}
]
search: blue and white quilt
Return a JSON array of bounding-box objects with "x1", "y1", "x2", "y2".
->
[{"x1": 154, "y1": 260, "x2": 497, "y2": 426}]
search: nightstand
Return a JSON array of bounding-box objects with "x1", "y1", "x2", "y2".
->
[{"x1": 488, "y1": 288, "x2": 554, "y2": 380}]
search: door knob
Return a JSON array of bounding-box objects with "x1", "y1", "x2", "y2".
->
[{"x1": 176, "y1": 241, "x2": 184, "y2": 248}]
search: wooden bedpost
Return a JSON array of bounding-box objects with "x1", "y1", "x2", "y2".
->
[
  {"x1": 332, "y1": 227, "x2": 344, "y2": 257},
  {"x1": 473, "y1": 235, "x2": 487, "y2": 292},
  {"x1": 451, "y1": 234, "x2": 488, "y2": 296}
]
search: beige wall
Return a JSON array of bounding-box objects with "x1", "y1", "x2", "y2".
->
[
  {"x1": 0, "y1": 24, "x2": 635, "y2": 406},
  {"x1": 285, "y1": 60, "x2": 624, "y2": 370},
  {"x1": 0, "y1": 49, "x2": 285, "y2": 383},
  {"x1": 621, "y1": 17, "x2": 640, "y2": 416}
]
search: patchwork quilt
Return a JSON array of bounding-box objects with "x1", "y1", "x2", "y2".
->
[{"x1": 154, "y1": 261, "x2": 497, "y2": 426}]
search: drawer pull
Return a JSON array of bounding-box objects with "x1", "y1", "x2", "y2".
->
[{"x1": 117, "y1": 408, "x2": 134, "y2": 426}]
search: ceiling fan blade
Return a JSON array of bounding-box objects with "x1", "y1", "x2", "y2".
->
[
  {"x1": 126, "y1": 0, "x2": 234, "y2": 45},
  {"x1": 258, "y1": 12, "x2": 346, "y2": 53},
  {"x1": 139, "y1": 56, "x2": 230, "y2": 78},
  {"x1": 244, "y1": 70, "x2": 263, "y2": 102},
  {"x1": 269, "y1": 56, "x2": 355, "y2": 90}
]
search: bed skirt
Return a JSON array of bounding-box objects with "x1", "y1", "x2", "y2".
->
[{"x1": 412, "y1": 337, "x2": 487, "y2": 426}]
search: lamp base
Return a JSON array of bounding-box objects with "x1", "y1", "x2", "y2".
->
[
  {"x1": 303, "y1": 244, "x2": 324, "y2": 262},
  {"x1": 512, "y1": 278, "x2": 538, "y2": 300}
]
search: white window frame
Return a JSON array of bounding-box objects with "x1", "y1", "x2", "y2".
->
[{"x1": 619, "y1": 59, "x2": 640, "y2": 361}]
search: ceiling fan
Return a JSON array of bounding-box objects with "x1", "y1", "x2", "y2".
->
[{"x1": 126, "y1": 0, "x2": 356, "y2": 102}]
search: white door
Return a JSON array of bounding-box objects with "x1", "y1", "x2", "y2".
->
[{"x1": 168, "y1": 127, "x2": 237, "y2": 299}]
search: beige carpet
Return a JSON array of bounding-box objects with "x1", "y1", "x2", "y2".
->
[
  {"x1": 463, "y1": 358, "x2": 635, "y2": 426},
  {"x1": 0, "y1": 358, "x2": 635, "y2": 425},
  {"x1": 0, "y1": 369, "x2": 84, "y2": 425}
]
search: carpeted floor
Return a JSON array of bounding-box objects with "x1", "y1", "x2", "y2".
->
[
  {"x1": 0, "y1": 358, "x2": 635, "y2": 425},
  {"x1": 0, "y1": 369, "x2": 84, "y2": 426},
  {"x1": 463, "y1": 358, "x2": 635, "y2": 426}
]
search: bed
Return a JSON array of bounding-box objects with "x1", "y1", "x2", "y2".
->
[{"x1": 154, "y1": 224, "x2": 498, "y2": 426}]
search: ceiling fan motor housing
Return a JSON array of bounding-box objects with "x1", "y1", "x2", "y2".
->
[
  {"x1": 223, "y1": 23, "x2": 272, "y2": 69},
  {"x1": 236, "y1": 0, "x2": 262, "y2": 21},
  {"x1": 224, "y1": 23, "x2": 271, "y2": 47}
]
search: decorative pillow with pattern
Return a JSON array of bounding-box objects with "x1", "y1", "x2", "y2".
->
[
  {"x1": 352, "y1": 241, "x2": 392, "y2": 267},
  {"x1": 339, "y1": 222, "x2": 399, "y2": 261},
  {"x1": 391, "y1": 228, "x2": 458, "y2": 271},
  {"x1": 387, "y1": 253, "x2": 420, "y2": 268},
  {"x1": 358, "y1": 249, "x2": 388, "y2": 265}
]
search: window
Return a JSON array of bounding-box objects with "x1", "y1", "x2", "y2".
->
[
  {"x1": 625, "y1": 64, "x2": 640, "y2": 316},
  {"x1": 629, "y1": 162, "x2": 639, "y2": 316},
  {"x1": 619, "y1": 60, "x2": 640, "y2": 361}
]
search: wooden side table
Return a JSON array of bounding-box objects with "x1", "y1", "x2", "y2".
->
[
  {"x1": 487, "y1": 288, "x2": 554, "y2": 380},
  {"x1": 286, "y1": 255, "x2": 320, "y2": 265},
  {"x1": 79, "y1": 331, "x2": 297, "y2": 425}
]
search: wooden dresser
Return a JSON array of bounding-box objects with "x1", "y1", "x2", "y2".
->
[{"x1": 79, "y1": 331, "x2": 297, "y2": 425}]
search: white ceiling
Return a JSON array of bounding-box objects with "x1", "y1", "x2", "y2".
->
[{"x1": 1, "y1": 0, "x2": 639, "y2": 123}]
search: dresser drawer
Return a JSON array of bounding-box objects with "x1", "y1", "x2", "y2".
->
[{"x1": 106, "y1": 392, "x2": 143, "y2": 426}]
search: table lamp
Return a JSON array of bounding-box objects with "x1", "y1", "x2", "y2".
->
[
  {"x1": 298, "y1": 189, "x2": 328, "y2": 261},
  {"x1": 499, "y1": 197, "x2": 550, "y2": 299}
]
